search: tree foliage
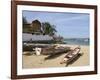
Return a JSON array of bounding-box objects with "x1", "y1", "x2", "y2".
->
[
  {"x1": 42, "y1": 22, "x2": 57, "y2": 36},
  {"x1": 23, "y1": 17, "x2": 28, "y2": 24}
]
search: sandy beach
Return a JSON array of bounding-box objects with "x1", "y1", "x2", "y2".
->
[{"x1": 22, "y1": 45, "x2": 89, "y2": 69}]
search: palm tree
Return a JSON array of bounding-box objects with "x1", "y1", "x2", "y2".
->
[{"x1": 42, "y1": 22, "x2": 57, "y2": 36}]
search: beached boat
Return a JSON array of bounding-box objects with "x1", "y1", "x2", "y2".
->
[
  {"x1": 41, "y1": 46, "x2": 71, "y2": 55},
  {"x1": 23, "y1": 43, "x2": 71, "y2": 56},
  {"x1": 60, "y1": 47, "x2": 81, "y2": 66}
]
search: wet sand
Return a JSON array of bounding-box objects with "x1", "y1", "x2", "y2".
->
[{"x1": 22, "y1": 45, "x2": 89, "y2": 68}]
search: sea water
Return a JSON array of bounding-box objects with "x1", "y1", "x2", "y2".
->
[{"x1": 63, "y1": 38, "x2": 89, "y2": 45}]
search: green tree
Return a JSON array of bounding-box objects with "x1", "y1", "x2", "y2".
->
[
  {"x1": 23, "y1": 17, "x2": 28, "y2": 24},
  {"x1": 42, "y1": 22, "x2": 57, "y2": 36},
  {"x1": 23, "y1": 17, "x2": 32, "y2": 33}
]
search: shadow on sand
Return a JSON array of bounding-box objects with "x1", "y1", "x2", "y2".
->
[{"x1": 44, "y1": 50, "x2": 70, "y2": 60}]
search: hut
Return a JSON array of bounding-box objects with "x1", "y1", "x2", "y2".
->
[
  {"x1": 23, "y1": 20, "x2": 42, "y2": 34},
  {"x1": 31, "y1": 20, "x2": 42, "y2": 34}
]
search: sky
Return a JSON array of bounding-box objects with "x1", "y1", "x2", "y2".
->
[{"x1": 23, "y1": 10, "x2": 90, "y2": 38}]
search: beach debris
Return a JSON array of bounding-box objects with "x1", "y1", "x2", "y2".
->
[
  {"x1": 60, "y1": 46, "x2": 82, "y2": 66},
  {"x1": 33, "y1": 47, "x2": 42, "y2": 56}
]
